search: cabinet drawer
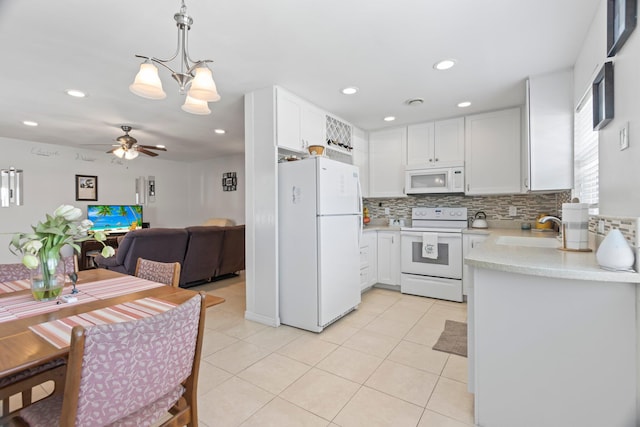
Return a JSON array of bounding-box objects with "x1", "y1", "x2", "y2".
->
[{"x1": 360, "y1": 245, "x2": 370, "y2": 265}]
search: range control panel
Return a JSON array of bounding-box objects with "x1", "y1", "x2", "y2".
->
[{"x1": 411, "y1": 207, "x2": 468, "y2": 221}]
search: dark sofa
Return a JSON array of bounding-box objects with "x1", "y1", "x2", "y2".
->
[{"x1": 94, "y1": 225, "x2": 245, "y2": 287}]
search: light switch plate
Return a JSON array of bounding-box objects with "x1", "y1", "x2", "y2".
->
[
  {"x1": 508, "y1": 206, "x2": 517, "y2": 216},
  {"x1": 384, "y1": 207, "x2": 390, "y2": 215},
  {"x1": 620, "y1": 122, "x2": 629, "y2": 150}
]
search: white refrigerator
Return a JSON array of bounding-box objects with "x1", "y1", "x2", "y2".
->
[{"x1": 278, "y1": 156, "x2": 362, "y2": 332}]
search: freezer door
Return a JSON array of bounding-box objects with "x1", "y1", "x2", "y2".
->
[
  {"x1": 316, "y1": 157, "x2": 361, "y2": 215},
  {"x1": 317, "y1": 215, "x2": 362, "y2": 326}
]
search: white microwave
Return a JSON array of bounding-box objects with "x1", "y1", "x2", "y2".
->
[{"x1": 405, "y1": 166, "x2": 465, "y2": 194}]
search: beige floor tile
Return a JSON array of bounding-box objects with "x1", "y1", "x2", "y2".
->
[
  {"x1": 276, "y1": 335, "x2": 338, "y2": 366},
  {"x1": 426, "y1": 377, "x2": 474, "y2": 425},
  {"x1": 339, "y1": 308, "x2": 378, "y2": 328},
  {"x1": 238, "y1": 353, "x2": 310, "y2": 394},
  {"x1": 198, "y1": 376, "x2": 274, "y2": 427},
  {"x1": 316, "y1": 346, "x2": 383, "y2": 384},
  {"x1": 201, "y1": 329, "x2": 240, "y2": 356},
  {"x1": 204, "y1": 309, "x2": 245, "y2": 331},
  {"x1": 377, "y1": 305, "x2": 426, "y2": 326},
  {"x1": 404, "y1": 321, "x2": 447, "y2": 347},
  {"x1": 418, "y1": 409, "x2": 474, "y2": 426},
  {"x1": 387, "y1": 340, "x2": 449, "y2": 375},
  {"x1": 240, "y1": 397, "x2": 329, "y2": 427},
  {"x1": 333, "y1": 386, "x2": 424, "y2": 427},
  {"x1": 317, "y1": 321, "x2": 359, "y2": 345},
  {"x1": 280, "y1": 368, "x2": 360, "y2": 420},
  {"x1": 217, "y1": 318, "x2": 269, "y2": 340},
  {"x1": 204, "y1": 340, "x2": 271, "y2": 374},
  {"x1": 197, "y1": 360, "x2": 234, "y2": 396},
  {"x1": 365, "y1": 360, "x2": 438, "y2": 407},
  {"x1": 342, "y1": 329, "x2": 400, "y2": 359},
  {"x1": 218, "y1": 294, "x2": 247, "y2": 313},
  {"x1": 244, "y1": 324, "x2": 303, "y2": 351},
  {"x1": 441, "y1": 355, "x2": 468, "y2": 384},
  {"x1": 362, "y1": 316, "x2": 415, "y2": 339}
]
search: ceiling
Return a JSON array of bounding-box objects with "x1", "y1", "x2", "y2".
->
[{"x1": 0, "y1": 0, "x2": 600, "y2": 162}]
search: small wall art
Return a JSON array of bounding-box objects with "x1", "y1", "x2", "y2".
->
[
  {"x1": 607, "y1": 0, "x2": 637, "y2": 57},
  {"x1": 592, "y1": 62, "x2": 614, "y2": 131},
  {"x1": 75, "y1": 174, "x2": 98, "y2": 201},
  {"x1": 222, "y1": 172, "x2": 237, "y2": 191}
]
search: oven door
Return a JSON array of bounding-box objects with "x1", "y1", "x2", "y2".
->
[{"x1": 400, "y1": 231, "x2": 462, "y2": 279}]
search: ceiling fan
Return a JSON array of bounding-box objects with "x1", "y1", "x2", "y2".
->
[{"x1": 107, "y1": 125, "x2": 167, "y2": 159}]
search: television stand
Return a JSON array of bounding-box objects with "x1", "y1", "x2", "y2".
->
[{"x1": 79, "y1": 237, "x2": 119, "y2": 270}]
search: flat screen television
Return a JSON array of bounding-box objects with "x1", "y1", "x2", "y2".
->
[{"x1": 87, "y1": 205, "x2": 143, "y2": 235}]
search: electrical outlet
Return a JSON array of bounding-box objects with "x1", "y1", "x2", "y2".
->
[
  {"x1": 598, "y1": 219, "x2": 605, "y2": 234},
  {"x1": 384, "y1": 207, "x2": 390, "y2": 215},
  {"x1": 620, "y1": 122, "x2": 629, "y2": 150},
  {"x1": 508, "y1": 206, "x2": 517, "y2": 216}
]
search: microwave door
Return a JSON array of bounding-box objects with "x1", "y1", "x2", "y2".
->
[{"x1": 407, "y1": 170, "x2": 450, "y2": 194}]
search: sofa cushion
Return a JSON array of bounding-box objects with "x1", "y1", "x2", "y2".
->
[
  {"x1": 218, "y1": 225, "x2": 246, "y2": 277},
  {"x1": 181, "y1": 226, "x2": 226, "y2": 286}
]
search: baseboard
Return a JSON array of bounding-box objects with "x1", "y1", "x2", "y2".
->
[{"x1": 245, "y1": 310, "x2": 280, "y2": 327}]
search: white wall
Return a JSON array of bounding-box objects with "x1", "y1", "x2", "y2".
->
[
  {"x1": 574, "y1": 0, "x2": 640, "y2": 216},
  {"x1": 0, "y1": 137, "x2": 191, "y2": 263},
  {"x1": 187, "y1": 154, "x2": 245, "y2": 225}
]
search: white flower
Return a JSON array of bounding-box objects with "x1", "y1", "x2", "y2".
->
[
  {"x1": 77, "y1": 219, "x2": 93, "y2": 233},
  {"x1": 54, "y1": 205, "x2": 82, "y2": 221},
  {"x1": 23, "y1": 240, "x2": 43, "y2": 255},
  {"x1": 101, "y1": 246, "x2": 115, "y2": 258},
  {"x1": 93, "y1": 231, "x2": 107, "y2": 242},
  {"x1": 22, "y1": 254, "x2": 39, "y2": 269}
]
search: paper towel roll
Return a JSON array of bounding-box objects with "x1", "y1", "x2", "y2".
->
[{"x1": 562, "y1": 203, "x2": 589, "y2": 250}]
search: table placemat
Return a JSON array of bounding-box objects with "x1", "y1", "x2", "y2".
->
[
  {"x1": 29, "y1": 297, "x2": 177, "y2": 349},
  {"x1": 0, "y1": 279, "x2": 31, "y2": 294},
  {"x1": 0, "y1": 276, "x2": 166, "y2": 323}
]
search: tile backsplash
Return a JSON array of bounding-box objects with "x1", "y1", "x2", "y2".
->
[{"x1": 365, "y1": 192, "x2": 571, "y2": 225}]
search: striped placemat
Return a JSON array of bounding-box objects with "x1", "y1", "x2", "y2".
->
[
  {"x1": 29, "y1": 297, "x2": 177, "y2": 349},
  {"x1": 0, "y1": 279, "x2": 31, "y2": 294},
  {"x1": 0, "y1": 275, "x2": 166, "y2": 324}
]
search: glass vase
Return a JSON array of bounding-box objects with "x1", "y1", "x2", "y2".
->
[{"x1": 30, "y1": 252, "x2": 65, "y2": 301}]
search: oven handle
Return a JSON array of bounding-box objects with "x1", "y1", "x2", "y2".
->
[{"x1": 401, "y1": 231, "x2": 459, "y2": 238}]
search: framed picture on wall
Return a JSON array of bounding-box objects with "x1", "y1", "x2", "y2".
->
[
  {"x1": 75, "y1": 174, "x2": 98, "y2": 201},
  {"x1": 592, "y1": 62, "x2": 614, "y2": 131},
  {"x1": 607, "y1": 0, "x2": 637, "y2": 57},
  {"x1": 222, "y1": 172, "x2": 237, "y2": 192}
]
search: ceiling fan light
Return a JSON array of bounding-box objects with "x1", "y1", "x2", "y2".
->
[
  {"x1": 181, "y1": 95, "x2": 212, "y2": 115},
  {"x1": 113, "y1": 147, "x2": 126, "y2": 158},
  {"x1": 188, "y1": 65, "x2": 220, "y2": 102},
  {"x1": 124, "y1": 149, "x2": 139, "y2": 160},
  {"x1": 129, "y1": 61, "x2": 167, "y2": 100}
]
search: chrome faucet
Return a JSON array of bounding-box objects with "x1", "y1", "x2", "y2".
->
[{"x1": 538, "y1": 216, "x2": 562, "y2": 228}]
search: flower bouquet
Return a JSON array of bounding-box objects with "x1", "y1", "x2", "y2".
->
[{"x1": 9, "y1": 205, "x2": 115, "y2": 301}]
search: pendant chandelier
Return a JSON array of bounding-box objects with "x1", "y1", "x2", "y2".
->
[{"x1": 129, "y1": 0, "x2": 220, "y2": 115}]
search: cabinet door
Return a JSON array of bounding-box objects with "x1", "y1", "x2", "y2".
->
[
  {"x1": 465, "y1": 108, "x2": 521, "y2": 195},
  {"x1": 276, "y1": 90, "x2": 304, "y2": 152},
  {"x1": 462, "y1": 234, "x2": 488, "y2": 296},
  {"x1": 434, "y1": 117, "x2": 465, "y2": 166},
  {"x1": 406, "y1": 122, "x2": 435, "y2": 167},
  {"x1": 369, "y1": 128, "x2": 407, "y2": 197},
  {"x1": 352, "y1": 127, "x2": 369, "y2": 197},
  {"x1": 377, "y1": 231, "x2": 400, "y2": 285},
  {"x1": 301, "y1": 105, "x2": 326, "y2": 148},
  {"x1": 360, "y1": 231, "x2": 377, "y2": 290}
]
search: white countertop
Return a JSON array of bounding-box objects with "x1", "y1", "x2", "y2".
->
[{"x1": 464, "y1": 228, "x2": 640, "y2": 283}]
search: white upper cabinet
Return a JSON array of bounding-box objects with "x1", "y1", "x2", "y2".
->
[
  {"x1": 523, "y1": 69, "x2": 574, "y2": 192},
  {"x1": 465, "y1": 107, "x2": 521, "y2": 195},
  {"x1": 369, "y1": 127, "x2": 407, "y2": 198},
  {"x1": 352, "y1": 127, "x2": 369, "y2": 197},
  {"x1": 407, "y1": 117, "x2": 464, "y2": 168},
  {"x1": 276, "y1": 88, "x2": 326, "y2": 152}
]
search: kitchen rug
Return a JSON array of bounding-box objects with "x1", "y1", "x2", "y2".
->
[{"x1": 432, "y1": 320, "x2": 467, "y2": 357}]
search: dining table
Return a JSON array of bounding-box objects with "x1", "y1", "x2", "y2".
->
[{"x1": 0, "y1": 268, "x2": 224, "y2": 381}]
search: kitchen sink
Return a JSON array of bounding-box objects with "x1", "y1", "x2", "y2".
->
[{"x1": 496, "y1": 235, "x2": 560, "y2": 248}]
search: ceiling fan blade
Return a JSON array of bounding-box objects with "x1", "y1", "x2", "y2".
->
[
  {"x1": 137, "y1": 147, "x2": 159, "y2": 157},
  {"x1": 138, "y1": 145, "x2": 168, "y2": 151}
]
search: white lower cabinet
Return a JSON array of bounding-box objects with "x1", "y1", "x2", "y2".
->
[
  {"x1": 359, "y1": 230, "x2": 377, "y2": 291},
  {"x1": 377, "y1": 231, "x2": 400, "y2": 286},
  {"x1": 462, "y1": 233, "x2": 488, "y2": 296}
]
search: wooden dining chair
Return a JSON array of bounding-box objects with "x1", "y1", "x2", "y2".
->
[
  {"x1": 14, "y1": 292, "x2": 207, "y2": 427},
  {"x1": 135, "y1": 258, "x2": 181, "y2": 288}
]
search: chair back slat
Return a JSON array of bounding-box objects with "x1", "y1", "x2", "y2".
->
[{"x1": 135, "y1": 258, "x2": 181, "y2": 287}]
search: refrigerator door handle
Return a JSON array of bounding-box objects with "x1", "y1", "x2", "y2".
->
[{"x1": 356, "y1": 176, "x2": 363, "y2": 246}]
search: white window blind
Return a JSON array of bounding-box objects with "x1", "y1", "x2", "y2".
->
[{"x1": 573, "y1": 91, "x2": 599, "y2": 212}]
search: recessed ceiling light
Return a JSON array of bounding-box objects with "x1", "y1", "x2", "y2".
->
[
  {"x1": 457, "y1": 101, "x2": 472, "y2": 108},
  {"x1": 341, "y1": 86, "x2": 359, "y2": 95},
  {"x1": 433, "y1": 59, "x2": 456, "y2": 70},
  {"x1": 383, "y1": 116, "x2": 396, "y2": 122},
  {"x1": 23, "y1": 120, "x2": 38, "y2": 127},
  {"x1": 66, "y1": 89, "x2": 86, "y2": 98},
  {"x1": 214, "y1": 129, "x2": 226, "y2": 134},
  {"x1": 406, "y1": 98, "x2": 424, "y2": 106}
]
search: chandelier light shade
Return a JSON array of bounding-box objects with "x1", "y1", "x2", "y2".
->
[
  {"x1": 124, "y1": 150, "x2": 139, "y2": 160},
  {"x1": 113, "y1": 147, "x2": 126, "y2": 158},
  {"x1": 181, "y1": 95, "x2": 212, "y2": 115},
  {"x1": 129, "y1": 61, "x2": 167, "y2": 100},
  {"x1": 129, "y1": 0, "x2": 220, "y2": 114}
]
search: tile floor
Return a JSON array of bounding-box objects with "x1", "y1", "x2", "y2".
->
[{"x1": 20, "y1": 273, "x2": 475, "y2": 426}]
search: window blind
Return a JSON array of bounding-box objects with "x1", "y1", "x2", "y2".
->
[{"x1": 573, "y1": 91, "x2": 599, "y2": 212}]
